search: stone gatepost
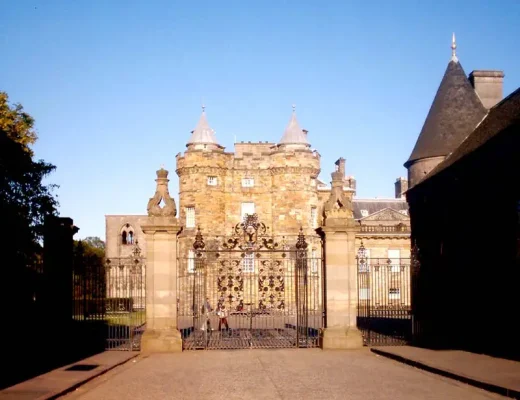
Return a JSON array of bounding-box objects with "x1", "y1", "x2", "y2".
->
[
  {"x1": 319, "y1": 164, "x2": 363, "y2": 349},
  {"x1": 141, "y1": 168, "x2": 183, "y2": 352}
]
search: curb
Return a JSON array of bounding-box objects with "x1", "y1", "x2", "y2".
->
[
  {"x1": 37, "y1": 353, "x2": 140, "y2": 400},
  {"x1": 371, "y1": 348, "x2": 519, "y2": 399}
]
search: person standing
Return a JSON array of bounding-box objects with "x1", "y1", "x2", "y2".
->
[
  {"x1": 201, "y1": 297, "x2": 212, "y2": 331},
  {"x1": 217, "y1": 304, "x2": 229, "y2": 332}
]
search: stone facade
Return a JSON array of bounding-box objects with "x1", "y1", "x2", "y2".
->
[
  {"x1": 104, "y1": 108, "x2": 412, "y2": 351},
  {"x1": 175, "y1": 140, "x2": 323, "y2": 260}
]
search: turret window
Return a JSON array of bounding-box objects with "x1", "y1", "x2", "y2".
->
[
  {"x1": 207, "y1": 176, "x2": 217, "y2": 186},
  {"x1": 242, "y1": 178, "x2": 254, "y2": 188},
  {"x1": 186, "y1": 207, "x2": 195, "y2": 228}
]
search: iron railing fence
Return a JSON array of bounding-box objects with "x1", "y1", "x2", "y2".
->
[
  {"x1": 72, "y1": 241, "x2": 145, "y2": 351},
  {"x1": 357, "y1": 246, "x2": 412, "y2": 346}
]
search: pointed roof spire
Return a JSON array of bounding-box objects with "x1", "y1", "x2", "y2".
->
[
  {"x1": 404, "y1": 38, "x2": 486, "y2": 167},
  {"x1": 278, "y1": 105, "x2": 310, "y2": 146},
  {"x1": 187, "y1": 105, "x2": 219, "y2": 146},
  {"x1": 451, "y1": 32, "x2": 458, "y2": 62}
]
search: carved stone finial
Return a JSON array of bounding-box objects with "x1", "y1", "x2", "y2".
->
[
  {"x1": 147, "y1": 167, "x2": 177, "y2": 217},
  {"x1": 323, "y1": 160, "x2": 354, "y2": 221}
]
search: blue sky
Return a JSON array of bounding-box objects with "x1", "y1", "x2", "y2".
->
[{"x1": 1, "y1": 0, "x2": 519, "y2": 240}]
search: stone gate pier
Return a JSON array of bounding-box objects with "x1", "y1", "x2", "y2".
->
[
  {"x1": 141, "y1": 168, "x2": 183, "y2": 352},
  {"x1": 318, "y1": 167, "x2": 363, "y2": 349}
]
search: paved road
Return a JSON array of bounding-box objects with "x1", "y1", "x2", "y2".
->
[{"x1": 64, "y1": 349, "x2": 506, "y2": 400}]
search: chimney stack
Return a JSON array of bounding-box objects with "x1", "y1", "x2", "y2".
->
[
  {"x1": 346, "y1": 176, "x2": 357, "y2": 196},
  {"x1": 395, "y1": 177, "x2": 408, "y2": 199},
  {"x1": 335, "y1": 157, "x2": 346, "y2": 176},
  {"x1": 469, "y1": 70, "x2": 505, "y2": 109}
]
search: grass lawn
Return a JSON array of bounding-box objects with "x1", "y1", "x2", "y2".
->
[{"x1": 73, "y1": 310, "x2": 146, "y2": 327}]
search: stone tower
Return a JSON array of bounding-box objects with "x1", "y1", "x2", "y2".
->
[
  {"x1": 270, "y1": 106, "x2": 321, "y2": 236},
  {"x1": 404, "y1": 34, "x2": 487, "y2": 187},
  {"x1": 176, "y1": 107, "x2": 228, "y2": 235},
  {"x1": 175, "y1": 106, "x2": 322, "y2": 260}
]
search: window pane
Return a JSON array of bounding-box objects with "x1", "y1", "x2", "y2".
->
[
  {"x1": 186, "y1": 207, "x2": 195, "y2": 228},
  {"x1": 243, "y1": 253, "x2": 255, "y2": 273},
  {"x1": 241, "y1": 202, "x2": 255, "y2": 220},
  {"x1": 188, "y1": 250, "x2": 195, "y2": 273}
]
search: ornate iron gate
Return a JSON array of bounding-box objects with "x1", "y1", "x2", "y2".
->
[
  {"x1": 356, "y1": 242, "x2": 412, "y2": 346},
  {"x1": 178, "y1": 215, "x2": 323, "y2": 350}
]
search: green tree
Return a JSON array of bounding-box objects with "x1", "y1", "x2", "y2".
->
[
  {"x1": 0, "y1": 92, "x2": 58, "y2": 270},
  {"x1": 83, "y1": 236, "x2": 106, "y2": 252}
]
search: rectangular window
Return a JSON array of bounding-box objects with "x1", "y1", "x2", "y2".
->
[
  {"x1": 242, "y1": 178, "x2": 254, "y2": 187},
  {"x1": 311, "y1": 249, "x2": 319, "y2": 274},
  {"x1": 359, "y1": 288, "x2": 371, "y2": 300},
  {"x1": 241, "y1": 202, "x2": 255, "y2": 221},
  {"x1": 388, "y1": 249, "x2": 400, "y2": 272},
  {"x1": 207, "y1": 176, "x2": 217, "y2": 186},
  {"x1": 186, "y1": 207, "x2": 195, "y2": 228},
  {"x1": 243, "y1": 252, "x2": 255, "y2": 273},
  {"x1": 188, "y1": 250, "x2": 195, "y2": 273},
  {"x1": 310, "y1": 207, "x2": 317, "y2": 228},
  {"x1": 389, "y1": 288, "x2": 401, "y2": 300},
  {"x1": 359, "y1": 249, "x2": 370, "y2": 272}
]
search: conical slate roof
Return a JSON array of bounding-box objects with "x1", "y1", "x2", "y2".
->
[
  {"x1": 404, "y1": 60, "x2": 487, "y2": 167},
  {"x1": 187, "y1": 108, "x2": 219, "y2": 145},
  {"x1": 279, "y1": 109, "x2": 310, "y2": 146}
]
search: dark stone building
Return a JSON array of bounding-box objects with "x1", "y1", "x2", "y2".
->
[{"x1": 405, "y1": 36, "x2": 520, "y2": 360}]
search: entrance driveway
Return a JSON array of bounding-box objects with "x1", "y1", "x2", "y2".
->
[{"x1": 64, "y1": 349, "x2": 505, "y2": 400}]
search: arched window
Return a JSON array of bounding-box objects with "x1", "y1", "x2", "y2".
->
[{"x1": 121, "y1": 224, "x2": 135, "y2": 245}]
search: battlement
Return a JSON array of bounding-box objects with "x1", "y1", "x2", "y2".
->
[{"x1": 234, "y1": 141, "x2": 276, "y2": 158}]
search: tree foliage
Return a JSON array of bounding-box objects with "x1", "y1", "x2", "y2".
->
[
  {"x1": 0, "y1": 92, "x2": 38, "y2": 155},
  {"x1": 74, "y1": 237, "x2": 105, "y2": 263},
  {"x1": 0, "y1": 91, "x2": 58, "y2": 269},
  {"x1": 83, "y1": 236, "x2": 106, "y2": 252}
]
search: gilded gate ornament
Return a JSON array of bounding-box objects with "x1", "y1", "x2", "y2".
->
[{"x1": 193, "y1": 214, "x2": 291, "y2": 311}]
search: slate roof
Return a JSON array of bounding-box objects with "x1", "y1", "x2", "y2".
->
[
  {"x1": 353, "y1": 199, "x2": 408, "y2": 219},
  {"x1": 410, "y1": 86, "x2": 520, "y2": 189},
  {"x1": 187, "y1": 109, "x2": 219, "y2": 145},
  {"x1": 405, "y1": 60, "x2": 487, "y2": 167},
  {"x1": 279, "y1": 110, "x2": 310, "y2": 146}
]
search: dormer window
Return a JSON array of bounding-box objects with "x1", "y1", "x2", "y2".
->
[
  {"x1": 121, "y1": 224, "x2": 134, "y2": 245},
  {"x1": 399, "y1": 210, "x2": 408, "y2": 216},
  {"x1": 360, "y1": 209, "x2": 369, "y2": 217},
  {"x1": 242, "y1": 178, "x2": 254, "y2": 188},
  {"x1": 207, "y1": 176, "x2": 217, "y2": 186}
]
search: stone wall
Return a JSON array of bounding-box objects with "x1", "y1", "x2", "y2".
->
[
  {"x1": 175, "y1": 142, "x2": 322, "y2": 258},
  {"x1": 105, "y1": 215, "x2": 148, "y2": 259}
]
